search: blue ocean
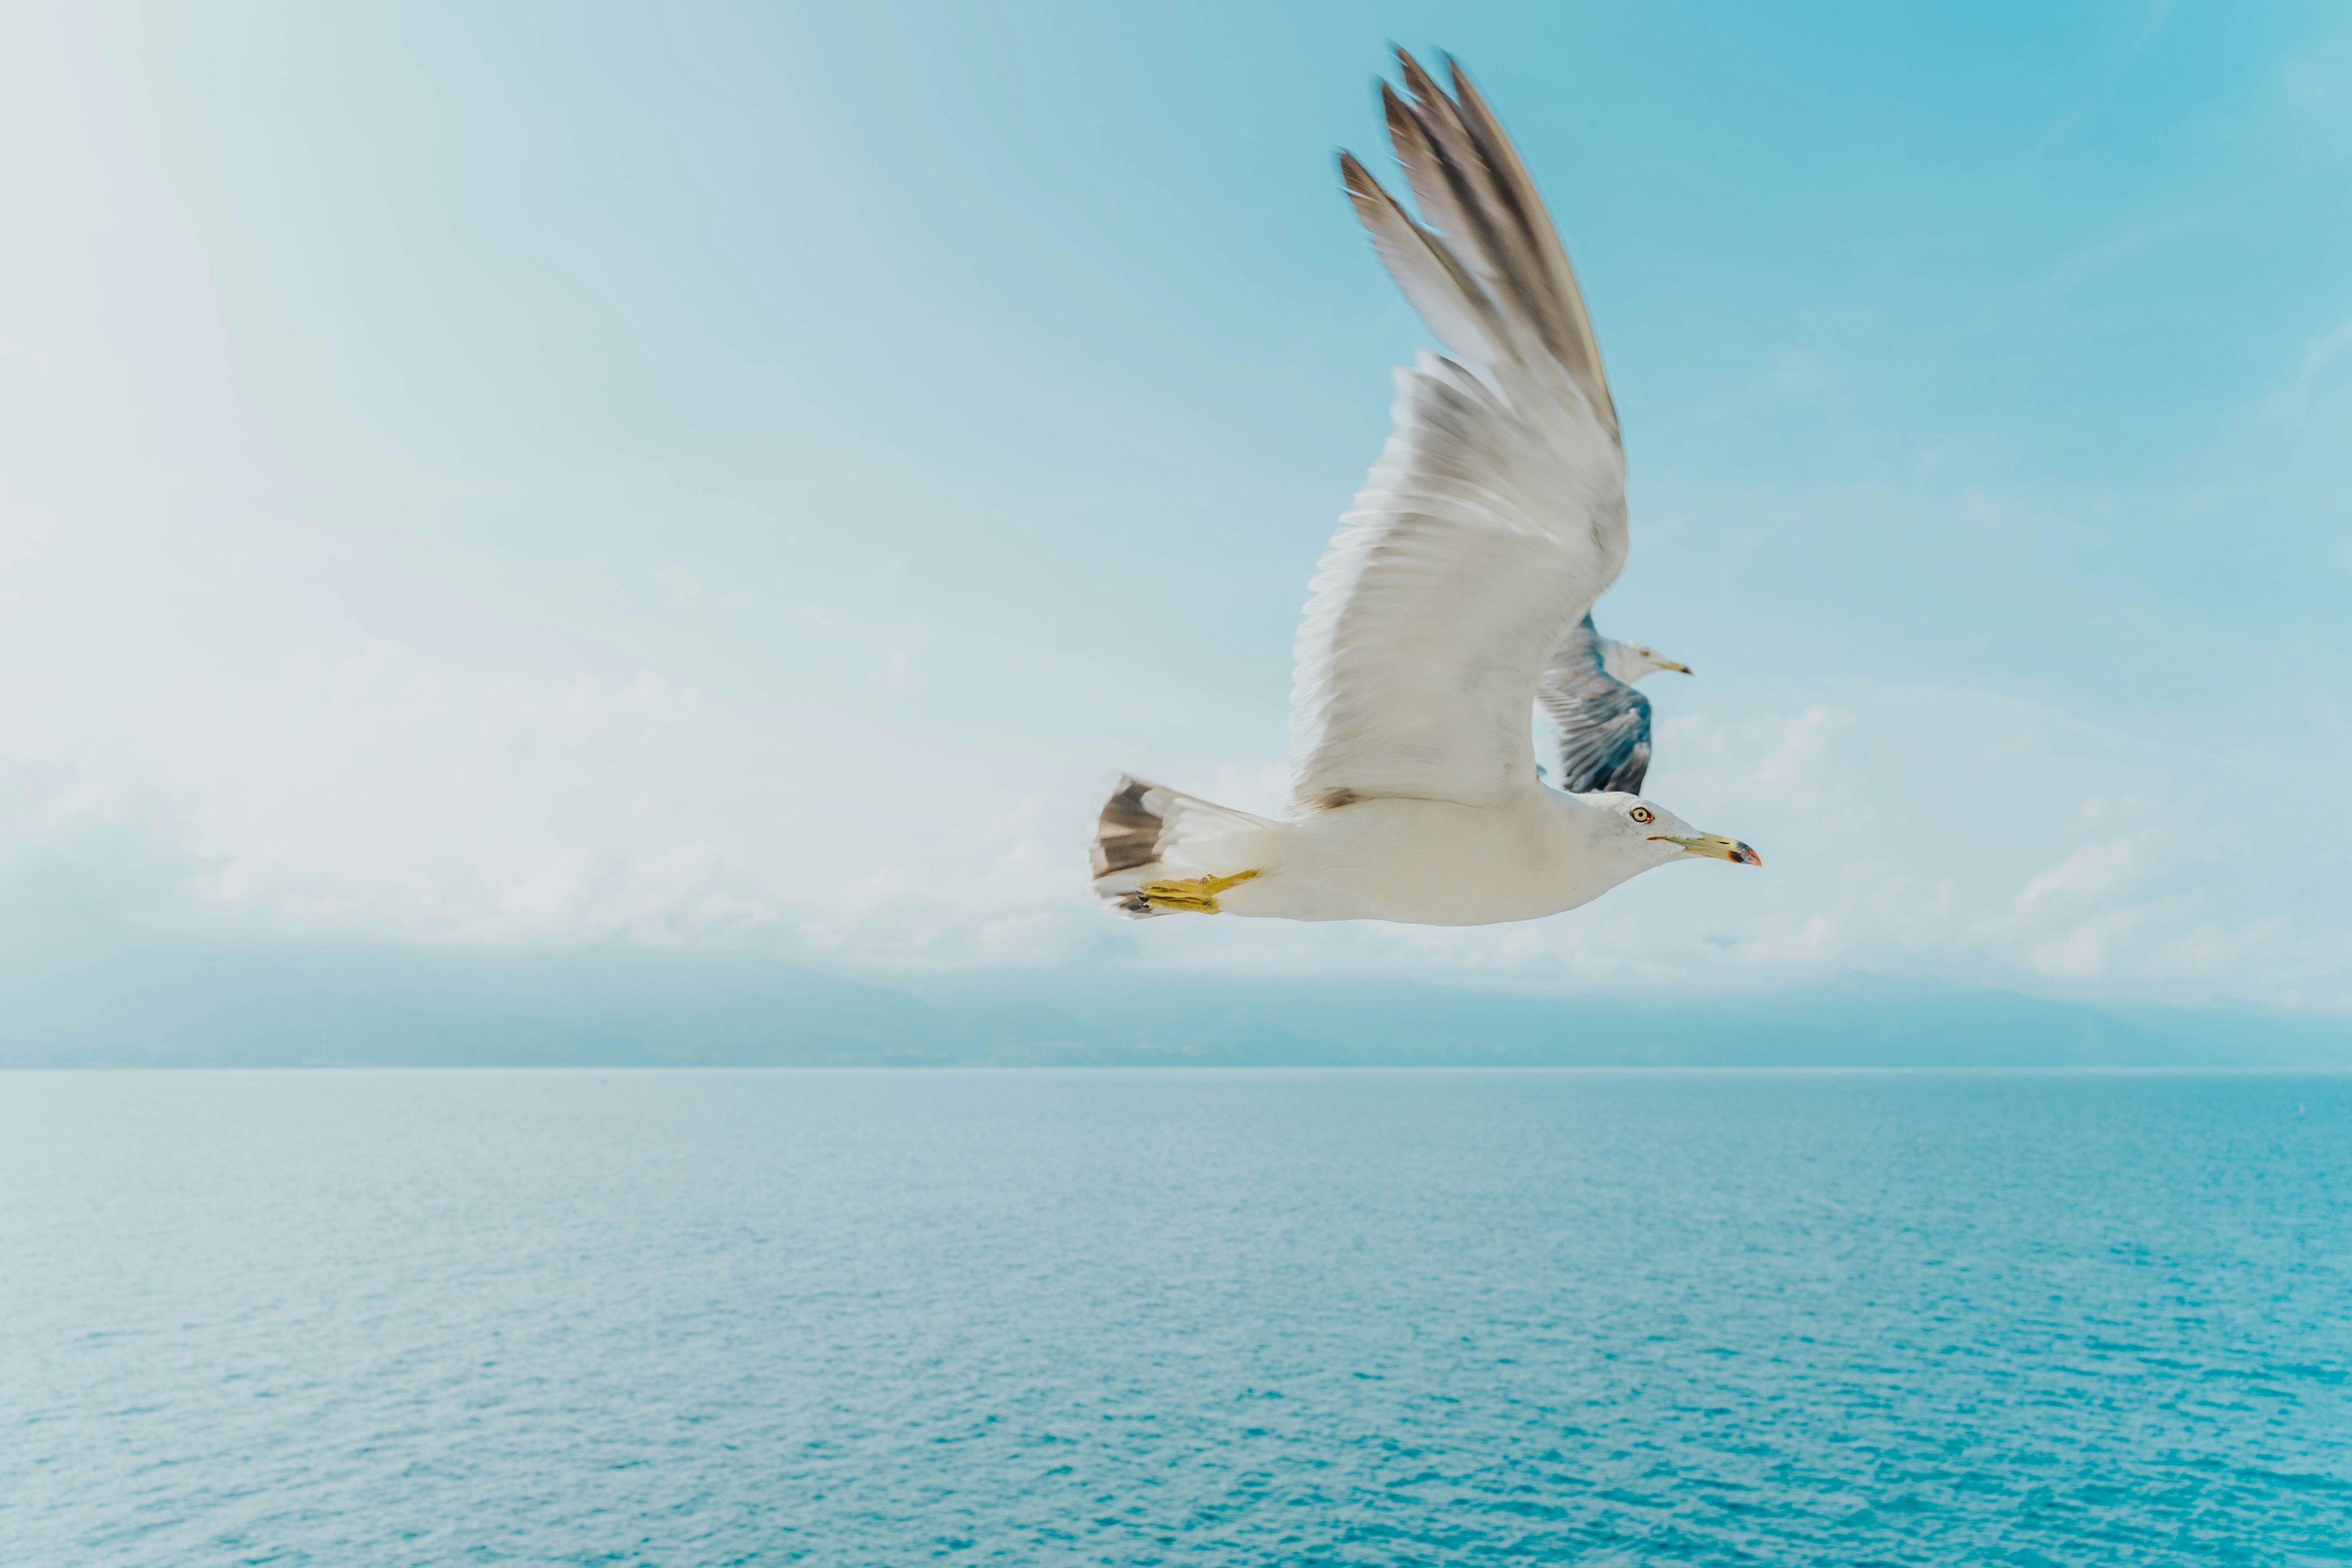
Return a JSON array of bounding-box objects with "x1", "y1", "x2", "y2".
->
[{"x1": 4, "y1": 1069, "x2": 2346, "y2": 1565}]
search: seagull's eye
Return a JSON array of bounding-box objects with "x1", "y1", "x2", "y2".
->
[{"x1": 1629, "y1": 806, "x2": 1654, "y2": 824}]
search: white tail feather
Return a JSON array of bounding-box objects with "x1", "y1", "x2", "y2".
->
[{"x1": 1088, "y1": 774, "x2": 1277, "y2": 919}]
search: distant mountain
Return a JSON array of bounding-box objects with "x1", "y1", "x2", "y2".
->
[
  {"x1": 0, "y1": 941, "x2": 953, "y2": 1068},
  {"x1": 903, "y1": 970, "x2": 2352, "y2": 1069},
  {"x1": 1, "y1": 935, "x2": 2346, "y2": 1069}
]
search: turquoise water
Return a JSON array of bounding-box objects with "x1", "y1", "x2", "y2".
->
[{"x1": 2, "y1": 1070, "x2": 2346, "y2": 1566}]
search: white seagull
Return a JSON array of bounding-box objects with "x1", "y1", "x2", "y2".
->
[{"x1": 1090, "y1": 50, "x2": 1757, "y2": 925}]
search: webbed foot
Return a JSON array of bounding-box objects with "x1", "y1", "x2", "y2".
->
[{"x1": 1138, "y1": 869, "x2": 1260, "y2": 914}]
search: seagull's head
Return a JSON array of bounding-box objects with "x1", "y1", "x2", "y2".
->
[
  {"x1": 1597, "y1": 638, "x2": 1695, "y2": 684},
  {"x1": 1590, "y1": 793, "x2": 1761, "y2": 872}
]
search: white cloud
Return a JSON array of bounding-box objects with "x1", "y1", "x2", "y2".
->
[
  {"x1": 2015, "y1": 839, "x2": 2143, "y2": 911},
  {"x1": 4, "y1": 458, "x2": 2344, "y2": 1011},
  {"x1": 2259, "y1": 312, "x2": 2352, "y2": 424},
  {"x1": 2031, "y1": 906, "x2": 2147, "y2": 979}
]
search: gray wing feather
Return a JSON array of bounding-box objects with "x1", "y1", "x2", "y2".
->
[{"x1": 1538, "y1": 614, "x2": 1653, "y2": 794}]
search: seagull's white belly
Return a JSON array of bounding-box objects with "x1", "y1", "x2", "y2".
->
[{"x1": 1208, "y1": 794, "x2": 1605, "y2": 926}]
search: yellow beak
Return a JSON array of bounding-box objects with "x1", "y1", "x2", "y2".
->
[
  {"x1": 1662, "y1": 661, "x2": 1693, "y2": 675},
  {"x1": 1651, "y1": 834, "x2": 1762, "y2": 866}
]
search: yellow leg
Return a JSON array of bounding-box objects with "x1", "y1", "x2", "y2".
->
[{"x1": 1138, "y1": 868, "x2": 1260, "y2": 914}]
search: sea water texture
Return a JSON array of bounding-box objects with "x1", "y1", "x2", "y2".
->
[{"x1": 3, "y1": 1070, "x2": 2347, "y2": 1566}]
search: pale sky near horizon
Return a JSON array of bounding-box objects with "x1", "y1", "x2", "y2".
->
[{"x1": 4, "y1": 2, "x2": 2349, "y2": 1009}]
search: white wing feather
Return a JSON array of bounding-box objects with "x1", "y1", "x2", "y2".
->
[{"x1": 1287, "y1": 55, "x2": 1626, "y2": 813}]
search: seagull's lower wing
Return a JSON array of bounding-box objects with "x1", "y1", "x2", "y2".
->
[{"x1": 1539, "y1": 615, "x2": 1653, "y2": 794}]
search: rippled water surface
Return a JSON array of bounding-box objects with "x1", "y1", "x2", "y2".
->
[{"x1": 4, "y1": 1069, "x2": 2348, "y2": 1565}]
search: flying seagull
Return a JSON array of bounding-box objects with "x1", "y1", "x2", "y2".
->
[
  {"x1": 1090, "y1": 50, "x2": 1757, "y2": 924},
  {"x1": 1539, "y1": 614, "x2": 1691, "y2": 794}
]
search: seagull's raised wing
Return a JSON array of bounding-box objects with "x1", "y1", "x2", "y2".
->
[
  {"x1": 1539, "y1": 614, "x2": 1653, "y2": 794},
  {"x1": 1289, "y1": 51, "x2": 1627, "y2": 813}
]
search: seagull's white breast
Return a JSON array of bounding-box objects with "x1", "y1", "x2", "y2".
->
[{"x1": 1210, "y1": 791, "x2": 1626, "y2": 926}]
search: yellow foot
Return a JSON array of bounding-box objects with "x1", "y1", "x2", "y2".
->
[{"x1": 1139, "y1": 869, "x2": 1260, "y2": 914}]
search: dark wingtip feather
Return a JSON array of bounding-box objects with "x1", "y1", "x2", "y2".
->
[
  {"x1": 1393, "y1": 46, "x2": 1447, "y2": 113},
  {"x1": 1438, "y1": 52, "x2": 1619, "y2": 438}
]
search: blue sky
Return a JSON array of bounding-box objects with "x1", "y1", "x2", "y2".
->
[{"x1": 3, "y1": 1, "x2": 2348, "y2": 1008}]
